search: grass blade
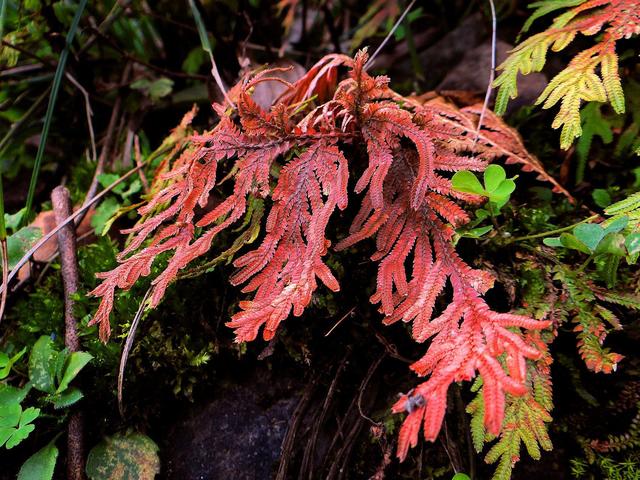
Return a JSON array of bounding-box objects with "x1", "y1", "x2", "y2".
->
[
  {"x1": 0, "y1": 0, "x2": 7, "y2": 323},
  {"x1": 0, "y1": 0, "x2": 6, "y2": 41},
  {"x1": 187, "y1": 0, "x2": 233, "y2": 107},
  {"x1": 23, "y1": 0, "x2": 88, "y2": 225}
]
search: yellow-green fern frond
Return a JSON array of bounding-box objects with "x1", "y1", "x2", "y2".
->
[
  {"x1": 467, "y1": 356, "x2": 553, "y2": 480},
  {"x1": 494, "y1": 0, "x2": 639, "y2": 149}
]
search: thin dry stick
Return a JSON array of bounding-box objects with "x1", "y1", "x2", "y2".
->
[
  {"x1": 52, "y1": 186, "x2": 84, "y2": 480},
  {"x1": 117, "y1": 288, "x2": 151, "y2": 418},
  {"x1": 133, "y1": 135, "x2": 149, "y2": 193},
  {"x1": 473, "y1": 0, "x2": 497, "y2": 146},
  {"x1": 440, "y1": 422, "x2": 458, "y2": 474},
  {"x1": 325, "y1": 357, "x2": 381, "y2": 463},
  {"x1": 75, "y1": 64, "x2": 129, "y2": 228},
  {"x1": 325, "y1": 306, "x2": 355, "y2": 336},
  {"x1": 81, "y1": 97, "x2": 120, "y2": 209},
  {"x1": 276, "y1": 374, "x2": 320, "y2": 480},
  {"x1": 0, "y1": 63, "x2": 43, "y2": 77},
  {"x1": 364, "y1": 0, "x2": 417, "y2": 71},
  {"x1": 0, "y1": 162, "x2": 147, "y2": 296},
  {"x1": 64, "y1": 73, "x2": 96, "y2": 163},
  {"x1": 327, "y1": 416, "x2": 364, "y2": 480},
  {"x1": 357, "y1": 353, "x2": 385, "y2": 426},
  {"x1": 208, "y1": 51, "x2": 234, "y2": 108}
]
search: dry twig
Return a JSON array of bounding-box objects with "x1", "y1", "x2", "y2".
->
[{"x1": 52, "y1": 186, "x2": 84, "y2": 480}]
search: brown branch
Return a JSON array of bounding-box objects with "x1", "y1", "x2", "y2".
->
[
  {"x1": 357, "y1": 353, "x2": 385, "y2": 426},
  {"x1": 51, "y1": 186, "x2": 84, "y2": 480}
]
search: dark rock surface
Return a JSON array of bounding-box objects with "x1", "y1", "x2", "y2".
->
[
  {"x1": 387, "y1": 13, "x2": 489, "y2": 87},
  {"x1": 164, "y1": 384, "x2": 298, "y2": 480},
  {"x1": 437, "y1": 39, "x2": 547, "y2": 111}
]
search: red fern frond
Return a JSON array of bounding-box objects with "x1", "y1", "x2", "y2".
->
[
  {"x1": 90, "y1": 51, "x2": 556, "y2": 461},
  {"x1": 226, "y1": 141, "x2": 348, "y2": 341}
]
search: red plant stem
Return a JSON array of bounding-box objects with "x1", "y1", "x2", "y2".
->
[{"x1": 52, "y1": 186, "x2": 84, "y2": 480}]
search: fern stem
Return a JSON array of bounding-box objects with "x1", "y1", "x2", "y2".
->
[
  {"x1": 23, "y1": 0, "x2": 88, "y2": 225},
  {"x1": 578, "y1": 254, "x2": 594, "y2": 273},
  {"x1": 508, "y1": 214, "x2": 599, "y2": 243}
]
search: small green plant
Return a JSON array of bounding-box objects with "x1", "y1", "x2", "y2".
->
[
  {"x1": 91, "y1": 172, "x2": 143, "y2": 236},
  {"x1": 17, "y1": 441, "x2": 59, "y2": 480},
  {"x1": 0, "y1": 347, "x2": 25, "y2": 379},
  {"x1": 0, "y1": 336, "x2": 92, "y2": 478},
  {"x1": 28, "y1": 335, "x2": 92, "y2": 409},
  {"x1": 452, "y1": 473, "x2": 471, "y2": 480},
  {"x1": 0, "y1": 403, "x2": 39, "y2": 449},
  {"x1": 451, "y1": 165, "x2": 518, "y2": 238},
  {"x1": 544, "y1": 193, "x2": 640, "y2": 286},
  {"x1": 451, "y1": 164, "x2": 518, "y2": 211}
]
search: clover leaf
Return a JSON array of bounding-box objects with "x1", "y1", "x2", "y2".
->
[
  {"x1": 452, "y1": 165, "x2": 517, "y2": 211},
  {"x1": 0, "y1": 404, "x2": 40, "y2": 449}
]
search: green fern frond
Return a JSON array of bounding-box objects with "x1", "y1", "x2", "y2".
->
[
  {"x1": 575, "y1": 103, "x2": 614, "y2": 183},
  {"x1": 467, "y1": 378, "x2": 488, "y2": 453},
  {"x1": 603, "y1": 191, "x2": 640, "y2": 234},
  {"x1": 605, "y1": 192, "x2": 640, "y2": 216},
  {"x1": 494, "y1": 0, "x2": 638, "y2": 148},
  {"x1": 595, "y1": 290, "x2": 640, "y2": 311},
  {"x1": 521, "y1": 0, "x2": 587, "y2": 35},
  {"x1": 554, "y1": 267, "x2": 633, "y2": 373},
  {"x1": 468, "y1": 362, "x2": 553, "y2": 480},
  {"x1": 601, "y1": 51, "x2": 625, "y2": 113},
  {"x1": 484, "y1": 393, "x2": 552, "y2": 479}
]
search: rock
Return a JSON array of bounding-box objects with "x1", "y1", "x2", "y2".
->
[
  {"x1": 389, "y1": 13, "x2": 489, "y2": 88},
  {"x1": 164, "y1": 383, "x2": 298, "y2": 480},
  {"x1": 437, "y1": 40, "x2": 548, "y2": 111},
  {"x1": 250, "y1": 60, "x2": 307, "y2": 110}
]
